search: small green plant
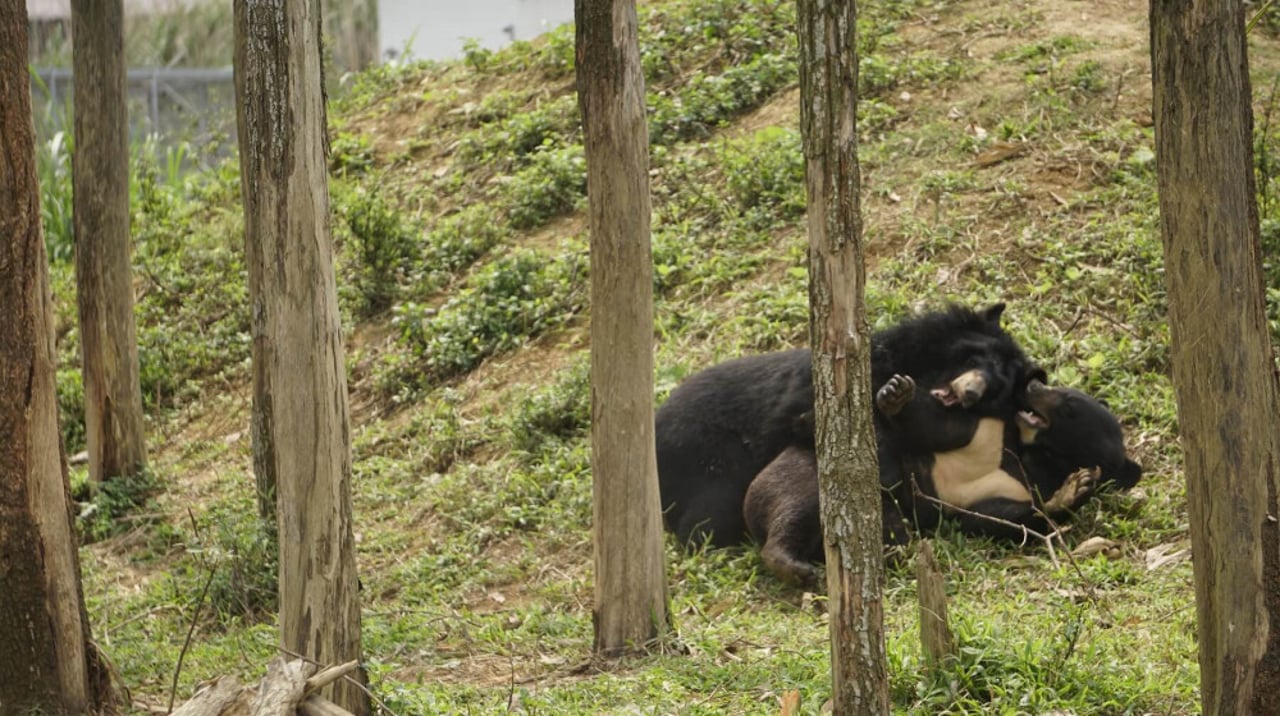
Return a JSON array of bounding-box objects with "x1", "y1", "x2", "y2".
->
[
  {"x1": 505, "y1": 359, "x2": 591, "y2": 457},
  {"x1": 339, "y1": 185, "x2": 419, "y2": 315},
  {"x1": 1072, "y1": 60, "x2": 1107, "y2": 94},
  {"x1": 461, "y1": 38, "x2": 493, "y2": 73},
  {"x1": 56, "y1": 366, "x2": 86, "y2": 454},
  {"x1": 859, "y1": 53, "x2": 962, "y2": 95},
  {"x1": 37, "y1": 129, "x2": 76, "y2": 262},
  {"x1": 456, "y1": 98, "x2": 579, "y2": 168},
  {"x1": 330, "y1": 131, "x2": 376, "y2": 176},
  {"x1": 534, "y1": 24, "x2": 576, "y2": 78}
]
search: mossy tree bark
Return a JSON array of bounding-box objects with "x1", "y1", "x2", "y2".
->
[
  {"x1": 234, "y1": 1, "x2": 368, "y2": 712},
  {"x1": 71, "y1": 0, "x2": 148, "y2": 485},
  {"x1": 1150, "y1": 0, "x2": 1280, "y2": 712},
  {"x1": 575, "y1": 0, "x2": 669, "y2": 656},
  {"x1": 0, "y1": 2, "x2": 112, "y2": 712},
  {"x1": 797, "y1": 0, "x2": 889, "y2": 712}
]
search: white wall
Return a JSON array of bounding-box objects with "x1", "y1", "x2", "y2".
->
[{"x1": 379, "y1": 0, "x2": 574, "y2": 62}]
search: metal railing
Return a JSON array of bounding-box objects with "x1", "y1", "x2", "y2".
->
[{"x1": 32, "y1": 66, "x2": 237, "y2": 162}]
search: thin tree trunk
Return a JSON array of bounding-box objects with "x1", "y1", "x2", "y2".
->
[
  {"x1": 72, "y1": 0, "x2": 147, "y2": 484},
  {"x1": 575, "y1": 0, "x2": 669, "y2": 656},
  {"x1": 1150, "y1": 0, "x2": 1280, "y2": 711},
  {"x1": 796, "y1": 0, "x2": 889, "y2": 712},
  {"x1": 0, "y1": 2, "x2": 110, "y2": 712},
  {"x1": 324, "y1": 0, "x2": 378, "y2": 72},
  {"x1": 234, "y1": 1, "x2": 368, "y2": 712}
]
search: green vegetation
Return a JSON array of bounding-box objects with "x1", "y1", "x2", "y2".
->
[{"x1": 59, "y1": 0, "x2": 1280, "y2": 712}]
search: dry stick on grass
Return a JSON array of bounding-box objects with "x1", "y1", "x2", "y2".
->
[
  {"x1": 169, "y1": 508, "x2": 219, "y2": 713},
  {"x1": 911, "y1": 476, "x2": 1125, "y2": 628},
  {"x1": 908, "y1": 489, "x2": 1064, "y2": 566}
]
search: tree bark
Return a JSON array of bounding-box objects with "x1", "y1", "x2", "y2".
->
[
  {"x1": 71, "y1": 0, "x2": 148, "y2": 484},
  {"x1": 575, "y1": 0, "x2": 669, "y2": 656},
  {"x1": 0, "y1": 2, "x2": 111, "y2": 712},
  {"x1": 796, "y1": 0, "x2": 889, "y2": 712},
  {"x1": 234, "y1": 1, "x2": 368, "y2": 712},
  {"x1": 1150, "y1": 0, "x2": 1280, "y2": 712}
]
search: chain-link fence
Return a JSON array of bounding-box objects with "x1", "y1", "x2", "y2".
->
[{"x1": 32, "y1": 66, "x2": 236, "y2": 166}]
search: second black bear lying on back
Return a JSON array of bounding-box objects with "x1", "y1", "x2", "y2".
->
[
  {"x1": 655, "y1": 304, "x2": 1038, "y2": 549},
  {"x1": 743, "y1": 378, "x2": 1142, "y2": 587}
]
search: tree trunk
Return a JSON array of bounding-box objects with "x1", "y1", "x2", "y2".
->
[
  {"x1": 233, "y1": 1, "x2": 368, "y2": 713},
  {"x1": 575, "y1": 0, "x2": 669, "y2": 657},
  {"x1": 1150, "y1": 0, "x2": 1280, "y2": 712},
  {"x1": 0, "y1": 2, "x2": 111, "y2": 712},
  {"x1": 71, "y1": 0, "x2": 147, "y2": 484},
  {"x1": 324, "y1": 0, "x2": 378, "y2": 72},
  {"x1": 796, "y1": 0, "x2": 889, "y2": 712}
]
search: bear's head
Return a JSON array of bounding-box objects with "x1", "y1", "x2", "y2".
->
[
  {"x1": 1015, "y1": 379, "x2": 1142, "y2": 490},
  {"x1": 927, "y1": 303, "x2": 1046, "y2": 412}
]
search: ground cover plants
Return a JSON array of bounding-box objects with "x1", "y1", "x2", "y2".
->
[{"x1": 57, "y1": 0, "x2": 1280, "y2": 712}]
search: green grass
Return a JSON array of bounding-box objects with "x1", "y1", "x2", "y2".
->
[{"x1": 67, "y1": 0, "x2": 1280, "y2": 712}]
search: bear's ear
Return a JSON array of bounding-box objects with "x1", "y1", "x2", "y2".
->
[
  {"x1": 1026, "y1": 364, "x2": 1048, "y2": 386},
  {"x1": 981, "y1": 302, "x2": 1007, "y2": 325},
  {"x1": 1113, "y1": 458, "x2": 1142, "y2": 490}
]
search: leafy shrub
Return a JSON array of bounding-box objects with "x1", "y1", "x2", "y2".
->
[
  {"x1": 339, "y1": 185, "x2": 419, "y2": 314},
  {"x1": 721, "y1": 127, "x2": 806, "y2": 226},
  {"x1": 506, "y1": 359, "x2": 590, "y2": 456},
  {"x1": 182, "y1": 505, "x2": 279, "y2": 622},
  {"x1": 419, "y1": 204, "x2": 508, "y2": 290},
  {"x1": 392, "y1": 249, "x2": 587, "y2": 384},
  {"x1": 77, "y1": 467, "x2": 161, "y2": 544},
  {"x1": 502, "y1": 146, "x2": 587, "y2": 229},
  {"x1": 57, "y1": 366, "x2": 86, "y2": 454},
  {"x1": 461, "y1": 38, "x2": 493, "y2": 73},
  {"x1": 454, "y1": 98, "x2": 580, "y2": 177},
  {"x1": 648, "y1": 53, "x2": 797, "y2": 145},
  {"x1": 131, "y1": 161, "x2": 250, "y2": 410}
]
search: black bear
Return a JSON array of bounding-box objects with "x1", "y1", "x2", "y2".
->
[
  {"x1": 742, "y1": 377, "x2": 1143, "y2": 587},
  {"x1": 655, "y1": 303, "x2": 1038, "y2": 549}
]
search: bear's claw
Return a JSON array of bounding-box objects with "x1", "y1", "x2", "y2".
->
[{"x1": 876, "y1": 374, "x2": 916, "y2": 417}]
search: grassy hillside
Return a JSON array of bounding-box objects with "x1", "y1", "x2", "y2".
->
[{"x1": 59, "y1": 0, "x2": 1280, "y2": 712}]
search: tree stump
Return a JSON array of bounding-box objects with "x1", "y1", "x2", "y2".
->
[{"x1": 916, "y1": 540, "x2": 956, "y2": 668}]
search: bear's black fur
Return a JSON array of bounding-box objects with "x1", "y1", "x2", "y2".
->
[
  {"x1": 743, "y1": 378, "x2": 1142, "y2": 587},
  {"x1": 655, "y1": 303, "x2": 1038, "y2": 549}
]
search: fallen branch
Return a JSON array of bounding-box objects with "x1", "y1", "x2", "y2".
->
[{"x1": 168, "y1": 657, "x2": 359, "y2": 716}]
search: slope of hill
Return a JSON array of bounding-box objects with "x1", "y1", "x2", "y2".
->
[{"x1": 62, "y1": 0, "x2": 1280, "y2": 712}]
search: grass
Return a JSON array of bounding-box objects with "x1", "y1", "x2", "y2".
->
[{"x1": 62, "y1": 0, "x2": 1280, "y2": 712}]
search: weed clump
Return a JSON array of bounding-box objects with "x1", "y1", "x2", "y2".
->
[{"x1": 338, "y1": 185, "x2": 418, "y2": 315}]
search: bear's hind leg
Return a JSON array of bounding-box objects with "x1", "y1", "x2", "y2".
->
[{"x1": 759, "y1": 523, "x2": 821, "y2": 589}]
